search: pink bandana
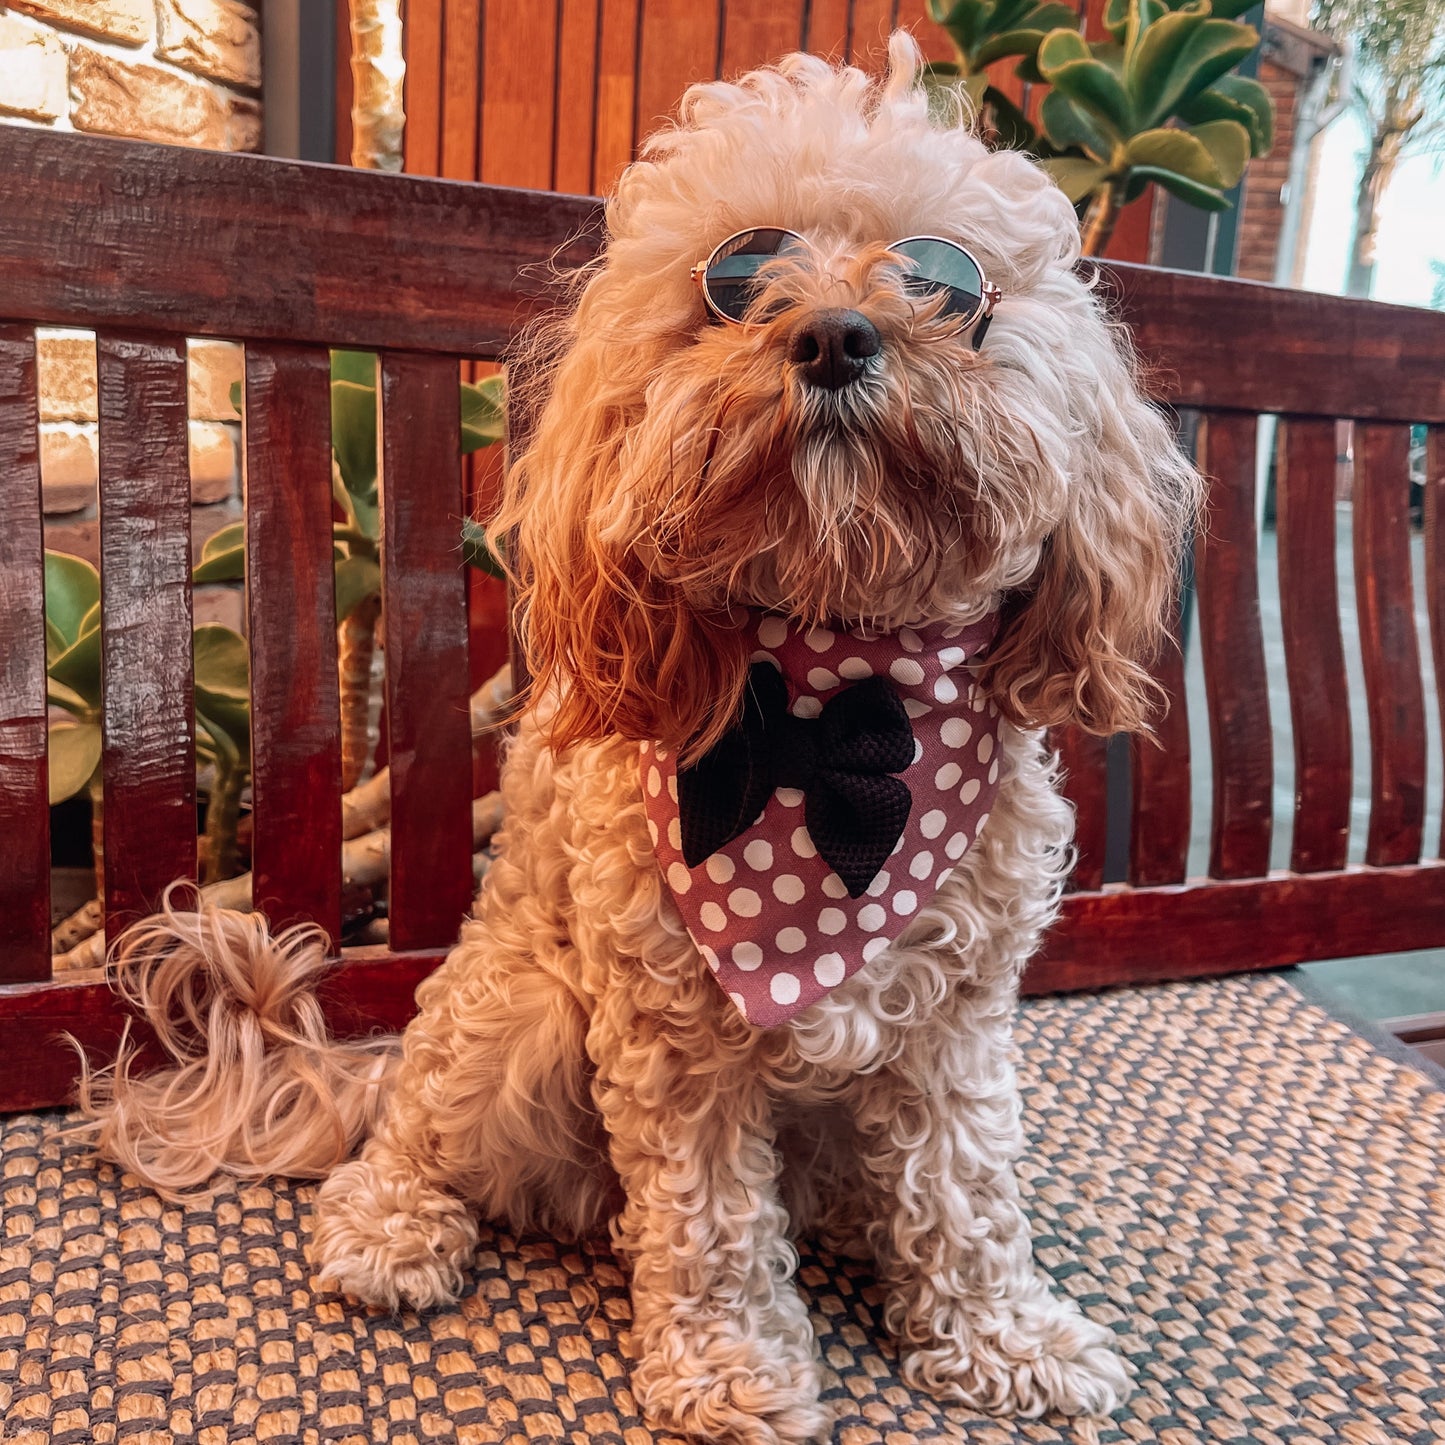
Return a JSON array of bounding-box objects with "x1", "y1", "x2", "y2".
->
[{"x1": 640, "y1": 612, "x2": 1001, "y2": 1027}]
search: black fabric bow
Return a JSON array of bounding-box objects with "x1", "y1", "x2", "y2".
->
[{"x1": 678, "y1": 662, "x2": 916, "y2": 898}]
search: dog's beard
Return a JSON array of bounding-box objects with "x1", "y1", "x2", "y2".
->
[{"x1": 614, "y1": 325, "x2": 1061, "y2": 632}]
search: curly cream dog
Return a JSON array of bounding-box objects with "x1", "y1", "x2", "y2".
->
[{"x1": 87, "y1": 34, "x2": 1197, "y2": 1445}]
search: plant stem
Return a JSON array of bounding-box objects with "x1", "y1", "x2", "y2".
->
[
  {"x1": 339, "y1": 591, "x2": 382, "y2": 791},
  {"x1": 1081, "y1": 181, "x2": 1126, "y2": 258},
  {"x1": 203, "y1": 761, "x2": 245, "y2": 885}
]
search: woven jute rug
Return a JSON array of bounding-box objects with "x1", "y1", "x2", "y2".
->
[{"x1": 2, "y1": 972, "x2": 1442, "y2": 1444}]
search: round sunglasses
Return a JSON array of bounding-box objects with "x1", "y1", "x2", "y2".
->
[{"x1": 689, "y1": 227, "x2": 1002, "y2": 347}]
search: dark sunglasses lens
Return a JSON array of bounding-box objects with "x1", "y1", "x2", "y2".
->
[
  {"x1": 893, "y1": 238, "x2": 984, "y2": 321},
  {"x1": 704, "y1": 228, "x2": 804, "y2": 321}
]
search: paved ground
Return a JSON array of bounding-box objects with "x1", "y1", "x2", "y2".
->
[{"x1": 1180, "y1": 509, "x2": 1443, "y2": 1022}]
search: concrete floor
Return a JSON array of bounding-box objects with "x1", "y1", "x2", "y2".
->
[{"x1": 1180, "y1": 507, "x2": 1444, "y2": 1023}]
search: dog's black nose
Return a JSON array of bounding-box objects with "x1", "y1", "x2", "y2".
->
[{"x1": 789, "y1": 309, "x2": 881, "y2": 390}]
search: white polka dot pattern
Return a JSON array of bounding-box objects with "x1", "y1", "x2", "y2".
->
[{"x1": 641, "y1": 611, "x2": 1001, "y2": 1027}]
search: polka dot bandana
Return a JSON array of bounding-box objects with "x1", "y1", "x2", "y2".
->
[{"x1": 641, "y1": 611, "x2": 1001, "y2": 1027}]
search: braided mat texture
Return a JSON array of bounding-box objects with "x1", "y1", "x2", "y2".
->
[{"x1": 2, "y1": 972, "x2": 1443, "y2": 1445}]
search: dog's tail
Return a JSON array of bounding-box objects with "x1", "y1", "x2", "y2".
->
[{"x1": 74, "y1": 889, "x2": 396, "y2": 1197}]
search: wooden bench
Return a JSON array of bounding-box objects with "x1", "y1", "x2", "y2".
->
[{"x1": 0, "y1": 125, "x2": 1441, "y2": 1114}]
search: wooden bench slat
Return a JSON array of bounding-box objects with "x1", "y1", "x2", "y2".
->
[
  {"x1": 1428, "y1": 427, "x2": 1444, "y2": 860},
  {"x1": 97, "y1": 333, "x2": 196, "y2": 934},
  {"x1": 0, "y1": 126, "x2": 601, "y2": 360},
  {"x1": 1056, "y1": 728, "x2": 1109, "y2": 891},
  {"x1": 1275, "y1": 417, "x2": 1352, "y2": 873},
  {"x1": 244, "y1": 344, "x2": 343, "y2": 940},
  {"x1": 1034, "y1": 860, "x2": 1445, "y2": 995},
  {"x1": 0, "y1": 325, "x2": 51, "y2": 984},
  {"x1": 1128, "y1": 618, "x2": 1191, "y2": 888},
  {"x1": 379, "y1": 352, "x2": 475, "y2": 950},
  {"x1": 1195, "y1": 411, "x2": 1273, "y2": 879},
  {"x1": 1353, "y1": 422, "x2": 1427, "y2": 867}
]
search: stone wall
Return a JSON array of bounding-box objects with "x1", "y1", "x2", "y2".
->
[{"x1": 1, "y1": 0, "x2": 260, "y2": 615}]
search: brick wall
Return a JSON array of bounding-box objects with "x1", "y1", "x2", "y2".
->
[
  {"x1": 1234, "y1": 57, "x2": 1298, "y2": 283},
  {"x1": 1, "y1": 0, "x2": 260, "y2": 619}
]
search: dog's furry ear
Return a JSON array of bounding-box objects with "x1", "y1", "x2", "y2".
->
[
  {"x1": 495, "y1": 314, "x2": 749, "y2": 764},
  {"x1": 980, "y1": 322, "x2": 1200, "y2": 737}
]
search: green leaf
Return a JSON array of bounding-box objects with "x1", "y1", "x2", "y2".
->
[
  {"x1": 331, "y1": 379, "x2": 378, "y2": 505},
  {"x1": 927, "y1": 0, "x2": 990, "y2": 59},
  {"x1": 192, "y1": 521, "x2": 246, "y2": 584},
  {"x1": 1123, "y1": 0, "x2": 1169, "y2": 65},
  {"x1": 1135, "y1": 15, "x2": 1259, "y2": 128},
  {"x1": 192, "y1": 624, "x2": 251, "y2": 748},
  {"x1": 334, "y1": 553, "x2": 382, "y2": 621},
  {"x1": 330, "y1": 350, "x2": 377, "y2": 388},
  {"x1": 47, "y1": 677, "x2": 93, "y2": 717},
  {"x1": 1128, "y1": 162, "x2": 1230, "y2": 209},
  {"x1": 45, "y1": 618, "x2": 67, "y2": 666},
  {"x1": 461, "y1": 518, "x2": 506, "y2": 578},
  {"x1": 1189, "y1": 117, "x2": 1251, "y2": 188},
  {"x1": 1040, "y1": 88, "x2": 1118, "y2": 163},
  {"x1": 48, "y1": 721, "x2": 102, "y2": 805},
  {"x1": 1179, "y1": 73, "x2": 1273, "y2": 154},
  {"x1": 1039, "y1": 156, "x2": 1114, "y2": 202},
  {"x1": 1126, "y1": 1, "x2": 1209, "y2": 124},
  {"x1": 1038, "y1": 28, "x2": 1133, "y2": 134},
  {"x1": 1125, "y1": 125, "x2": 1225, "y2": 187},
  {"x1": 461, "y1": 374, "x2": 505, "y2": 454},
  {"x1": 44, "y1": 551, "x2": 100, "y2": 650},
  {"x1": 974, "y1": 4, "x2": 1077, "y2": 68},
  {"x1": 49, "y1": 624, "x2": 101, "y2": 704},
  {"x1": 229, "y1": 380, "x2": 241, "y2": 416}
]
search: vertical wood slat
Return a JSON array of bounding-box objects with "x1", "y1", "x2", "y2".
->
[
  {"x1": 379, "y1": 352, "x2": 475, "y2": 950},
  {"x1": 0, "y1": 325, "x2": 51, "y2": 983},
  {"x1": 1354, "y1": 421, "x2": 1427, "y2": 867},
  {"x1": 1055, "y1": 727, "x2": 1108, "y2": 891},
  {"x1": 244, "y1": 344, "x2": 343, "y2": 940},
  {"x1": 441, "y1": 0, "x2": 483, "y2": 180},
  {"x1": 1128, "y1": 620, "x2": 1191, "y2": 887},
  {"x1": 593, "y1": 0, "x2": 641, "y2": 188},
  {"x1": 403, "y1": 0, "x2": 444, "y2": 176},
  {"x1": 555, "y1": 0, "x2": 602, "y2": 194},
  {"x1": 1195, "y1": 411, "x2": 1273, "y2": 879},
  {"x1": 1428, "y1": 427, "x2": 1444, "y2": 860},
  {"x1": 481, "y1": 2, "x2": 560, "y2": 189},
  {"x1": 721, "y1": 2, "x2": 807, "y2": 73},
  {"x1": 97, "y1": 333, "x2": 196, "y2": 934},
  {"x1": 1275, "y1": 417, "x2": 1351, "y2": 873},
  {"x1": 635, "y1": 0, "x2": 720, "y2": 142}
]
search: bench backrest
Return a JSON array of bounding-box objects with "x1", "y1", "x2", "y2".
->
[{"x1": 0, "y1": 128, "x2": 1441, "y2": 1104}]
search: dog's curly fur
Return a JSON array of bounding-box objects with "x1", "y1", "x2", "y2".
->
[{"x1": 82, "y1": 35, "x2": 1199, "y2": 1445}]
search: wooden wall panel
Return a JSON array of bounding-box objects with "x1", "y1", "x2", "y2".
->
[{"x1": 481, "y1": 3, "x2": 560, "y2": 189}]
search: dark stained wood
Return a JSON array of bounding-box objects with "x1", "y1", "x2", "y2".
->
[
  {"x1": 96, "y1": 334, "x2": 196, "y2": 935},
  {"x1": 1031, "y1": 862, "x2": 1445, "y2": 996},
  {"x1": 1128, "y1": 625, "x2": 1191, "y2": 888},
  {"x1": 1428, "y1": 427, "x2": 1444, "y2": 860},
  {"x1": 0, "y1": 126, "x2": 601, "y2": 360},
  {"x1": 555, "y1": 0, "x2": 602, "y2": 194},
  {"x1": 1275, "y1": 417, "x2": 1351, "y2": 873},
  {"x1": 0, "y1": 325, "x2": 51, "y2": 984},
  {"x1": 1101, "y1": 264, "x2": 1445, "y2": 425},
  {"x1": 1353, "y1": 422, "x2": 1427, "y2": 868},
  {"x1": 378, "y1": 353, "x2": 475, "y2": 950},
  {"x1": 0, "y1": 946, "x2": 448, "y2": 1115},
  {"x1": 1055, "y1": 728, "x2": 1109, "y2": 892},
  {"x1": 1195, "y1": 411, "x2": 1273, "y2": 879},
  {"x1": 244, "y1": 345, "x2": 343, "y2": 940}
]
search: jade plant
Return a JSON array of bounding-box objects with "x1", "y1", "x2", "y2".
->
[
  {"x1": 925, "y1": 0, "x2": 1275, "y2": 254},
  {"x1": 45, "y1": 551, "x2": 252, "y2": 892}
]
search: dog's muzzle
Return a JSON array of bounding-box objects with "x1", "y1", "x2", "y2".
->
[{"x1": 789, "y1": 308, "x2": 880, "y2": 391}]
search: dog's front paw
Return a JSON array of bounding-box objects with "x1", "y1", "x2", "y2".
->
[
  {"x1": 309, "y1": 1154, "x2": 480, "y2": 1312},
  {"x1": 905, "y1": 1303, "x2": 1130, "y2": 1420},
  {"x1": 633, "y1": 1325, "x2": 825, "y2": 1445}
]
